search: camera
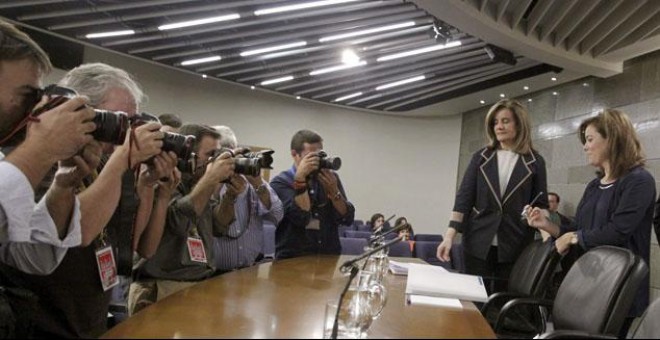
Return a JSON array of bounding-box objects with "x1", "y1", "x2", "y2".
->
[
  {"x1": 30, "y1": 85, "x2": 130, "y2": 145},
  {"x1": 212, "y1": 148, "x2": 275, "y2": 177},
  {"x1": 317, "y1": 150, "x2": 341, "y2": 171},
  {"x1": 136, "y1": 112, "x2": 196, "y2": 163}
]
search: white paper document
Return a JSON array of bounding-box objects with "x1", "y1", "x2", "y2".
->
[
  {"x1": 388, "y1": 260, "x2": 411, "y2": 275},
  {"x1": 405, "y1": 263, "x2": 488, "y2": 302},
  {"x1": 407, "y1": 295, "x2": 463, "y2": 309}
]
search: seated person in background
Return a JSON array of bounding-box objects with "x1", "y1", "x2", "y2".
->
[
  {"x1": 129, "y1": 124, "x2": 234, "y2": 315},
  {"x1": 158, "y1": 113, "x2": 182, "y2": 133},
  {"x1": 369, "y1": 213, "x2": 385, "y2": 234},
  {"x1": 395, "y1": 217, "x2": 414, "y2": 241},
  {"x1": 212, "y1": 126, "x2": 283, "y2": 273},
  {"x1": 0, "y1": 20, "x2": 95, "y2": 275},
  {"x1": 270, "y1": 129, "x2": 355, "y2": 259},
  {"x1": 525, "y1": 109, "x2": 655, "y2": 338}
]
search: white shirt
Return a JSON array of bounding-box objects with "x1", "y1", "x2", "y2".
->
[
  {"x1": 0, "y1": 151, "x2": 82, "y2": 274},
  {"x1": 493, "y1": 149, "x2": 519, "y2": 246}
]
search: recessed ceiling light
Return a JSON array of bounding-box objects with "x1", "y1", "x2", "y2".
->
[
  {"x1": 158, "y1": 14, "x2": 240, "y2": 31},
  {"x1": 296, "y1": 96, "x2": 301, "y2": 100},
  {"x1": 551, "y1": 77, "x2": 557, "y2": 81},
  {"x1": 552, "y1": 92, "x2": 558, "y2": 96},
  {"x1": 261, "y1": 75, "x2": 294, "y2": 86},
  {"x1": 479, "y1": 100, "x2": 485, "y2": 104},
  {"x1": 309, "y1": 61, "x2": 367, "y2": 76},
  {"x1": 500, "y1": 93, "x2": 505, "y2": 98},
  {"x1": 180, "y1": 55, "x2": 221, "y2": 66},
  {"x1": 250, "y1": 86, "x2": 255, "y2": 90},
  {"x1": 341, "y1": 49, "x2": 361, "y2": 65},
  {"x1": 319, "y1": 21, "x2": 415, "y2": 43},
  {"x1": 377, "y1": 41, "x2": 462, "y2": 62},
  {"x1": 335, "y1": 92, "x2": 363, "y2": 102},
  {"x1": 85, "y1": 30, "x2": 135, "y2": 39},
  {"x1": 528, "y1": 98, "x2": 533, "y2": 102},
  {"x1": 582, "y1": 82, "x2": 589, "y2": 87},
  {"x1": 254, "y1": 0, "x2": 359, "y2": 16},
  {"x1": 240, "y1": 41, "x2": 307, "y2": 57},
  {"x1": 375, "y1": 75, "x2": 425, "y2": 90},
  {"x1": 202, "y1": 74, "x2": 207, "y2": 78},
  {"x1": 523, "y1": 86, "x2": 529, "y2": 90}
]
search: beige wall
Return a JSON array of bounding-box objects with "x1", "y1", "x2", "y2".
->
[{"x1": 66, "y1": 46, "x2": 462, "y2": 235}]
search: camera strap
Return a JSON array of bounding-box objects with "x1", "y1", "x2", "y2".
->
[{"x1": 0, "y1": 111, "x2": 41, "y2": 146}]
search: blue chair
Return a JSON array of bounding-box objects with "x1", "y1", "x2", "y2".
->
[
  {"x1": 340, "y1": 237, "x2": 368, "y2": 255},
  {"x1": 414, "y1": 234, "x2": 443, "y2": 242},
  {"x1": 413, "y1": 241, "x2": 452, "y2": 270},
  {"x1": 344, "y1": 230, "x2": 372, "y2": 240},
  {"x1": 338, "y1": 226, "x2": 350, "y2": 237},
  {"x1": 262, "y1": 222, "x2": 276, "y2": 259},
  {"x1": 451, "y1": 242, "x2": 465, "y2": 273},
  {"x1": 388, "y1": 241, "x2": 412, "y2": 257},
  {"x1": 356, "y1": 224, "x2": 372, "y2": 232},
  {"x1": 352, "y1": 219, "x2": 364, "y2": 228}
]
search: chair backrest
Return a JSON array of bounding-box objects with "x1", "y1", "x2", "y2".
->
[
  {"x1": 356, "y1": 224, "x2": 372, "y2": 232},
  {"x1": 262, "y1": 222, "x2": 276, "y2": 258},
  {"x1": 414, "y1": 234, "x2": 443, "y2": 242},
  {"x1": 552, "y1": 246, "x2": 648, "y2": 336},
  {"x1": 631, "y1": 297, "x2": 660, "y2": 338},
  {"x1": 353, "y1": 219, "x2": 364, "y2": 228},
  {"x1": 388, "y1": 241, "x2": 412, "y2": 257},
  {"x1": 413, "y1": 241, "x2": 451, "y2": 269},
  {"x1": 451, "y1": 242, "x2": 465, "y2": 273},
  {"x1": 339, "y1": 237, "x2": 368, "y2": 255},
  {"x1": 507, "y1": 239, "x2": 562, "y2": 297},
  {"x1": 344, "y1": 230, "x2": 372, "y2": 240}
]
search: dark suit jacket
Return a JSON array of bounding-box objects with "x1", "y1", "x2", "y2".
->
[{"x1": 453, "y1": 147, "x2": 548, "y2": 263}]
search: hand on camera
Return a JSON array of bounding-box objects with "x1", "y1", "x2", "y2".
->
[
  {"x1": 245, "y1": 174, "x2": 264, "y2": 189},
  {"x1": 318, "y1": 169, "x2": 339, "y2": 195},
  {"x1": 26, "y1": 95, "x2": 96, "y2": 162},
  {"x1": 54, "y1": 140, "x2": 102, "y2": 189},
  {"x1": 294, "y1": 152, "x2": 320, "y2": 181},
  {"x1": 206, "y1": 151, "x2": 235, "y2": 183},
  {"x1": 125, "y1": 122, "x2": 163, "y2": 167},
  {"x1": 139, "y1": 151, "x2": 178, "y2": 188},
  {"x1": 157, "y1": 168, "x2": 181, "y2": 197},
  {"x1": 225, "y1": 174, "x2": 247, "y2": 196}
]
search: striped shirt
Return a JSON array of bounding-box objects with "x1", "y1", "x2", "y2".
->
[{"x1": 213, "y1": 179, "x2": 283, "y2": 271}]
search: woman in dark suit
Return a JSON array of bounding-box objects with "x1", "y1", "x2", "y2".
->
[
  {"x1": 436, "y1": 99, "x2": 548, "y2": 294},
  {"x1": 525, "y1": 109, "x2": 654, "y2": 337}
]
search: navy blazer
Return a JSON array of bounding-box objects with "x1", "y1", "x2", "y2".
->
[{"x1": 453, "y1": 147, "x2": 548, "y2": 263}]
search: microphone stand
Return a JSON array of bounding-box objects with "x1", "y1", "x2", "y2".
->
[
  {"x1": 369, "y1": 222, "x2": 409, "y2": 247},
  {"x1": 332, "y1": 236, "x2": 404, "y2": 339}
]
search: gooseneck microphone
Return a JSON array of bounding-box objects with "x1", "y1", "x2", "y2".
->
[
  {"x1": 370, "y1": 222, "x2": 409, "y2": 246},
  {"x1": 340, "y1": 235, "x2": 404, "y2": 274}
]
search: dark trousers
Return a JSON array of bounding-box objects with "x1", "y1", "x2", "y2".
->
[{"x1": 464, "y1": 246, "x2": 513, "y2": 295}]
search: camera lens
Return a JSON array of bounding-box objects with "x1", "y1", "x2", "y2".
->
[
  {"x1": 162, "y1": 133, "x2": 196, "y2": 162},
  {"x1": 92, "y1": 110, "x2": 129, "y2": 145},
  {"x1": 234, "y1": 158, "x2": 261, "y2": 177}
]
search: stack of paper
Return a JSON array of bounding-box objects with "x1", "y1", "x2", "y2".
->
[
  {"x1": 388, "y1": 260, "x2": 410, "y2": 275},
  {"x1": 407, "y1": 295, "x2": 463, "y2": 309},
  {"x1": 405, "y1": 263, "x2": 488, "y2": 302}
]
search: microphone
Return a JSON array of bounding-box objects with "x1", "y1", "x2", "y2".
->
[
  {"x1": 370, "y1": 222, "x2": 409, "y2": 246},
  {"x1": 340, "y1": 235, "x2": 403, "y2": 274}
]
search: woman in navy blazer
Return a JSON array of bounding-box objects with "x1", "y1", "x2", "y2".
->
[
  {"x1": 437, "y1": 99, "x2": 548, "y2": 294},
  {"x1": 526, "y1": 109, "x2": 655, "y2": 337}
]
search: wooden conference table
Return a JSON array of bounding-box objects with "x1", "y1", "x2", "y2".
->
[{"x1": 102, "y1": 256, "x2": 495, "y2": 338}]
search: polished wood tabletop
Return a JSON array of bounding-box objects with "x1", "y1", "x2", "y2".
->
[{"x1": 102, "y1": 255, "x2": 495, "y2": 338}]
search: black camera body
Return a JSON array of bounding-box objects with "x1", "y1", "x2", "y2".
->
[
  {"x1": 32, "y1": 85, "x2": 130, "y2": 145},
  {"x1": 136, "y1": 112, "x2": 196, "y2": 163},
  {"x1": 212, "y1": 148, "x2": 275, "y2": 178},
  {"x1": 317, "y1": 150, "x2": 341, "y2": 171}
]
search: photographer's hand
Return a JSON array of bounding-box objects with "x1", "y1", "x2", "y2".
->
[
  {"x1": 318, "y1": 169, "x2": 347, "y2": 216},
  {"x1": 293, "y1": 152, "x2": 320, "y2": 182},
  {"x1": 206, "y1": 152, "x2": 235, "y2": 183},
  {"x1": 138, "y1": 151, "x2": 178, "y2": 188},
  {"x1": 54, "y1": 140, "x2": 103, "y2": 189},
  {"x1": 6, "y1": 96, "x2": 96, "y2": 189},
  {"x1": 226, "y1": 175, "x2": 247, "y2": 196},
  {"x1": 122, "y1": 122, "x2": 164, "y2": 168}
]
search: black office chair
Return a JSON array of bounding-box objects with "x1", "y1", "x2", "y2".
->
[
  {"x1": 494, "y1": 246, "x2": 648, "y2": 339},
  {"x1": 481, "y1": 239, "x2": 562, "y2": 338}
]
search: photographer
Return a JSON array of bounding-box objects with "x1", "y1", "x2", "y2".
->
[
  {"x1": 0, "y1": 63, "x2": 172, "y2": 338},
  {"x1": 212, "y1": 126, "x2": 283, "y2": 273},
  {"x1": 129, "y1": 124, "x2": 234, "y2": 315},
  {"x1": 0, "y1": 20, "x2": 97, "y2": 275},
  {"x1": 270, "y1": 129, "x2": 354, "y2": 259}
]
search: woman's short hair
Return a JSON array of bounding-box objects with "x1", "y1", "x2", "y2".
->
[
  {"x1": 578, "y1": 109, "x2": 645, "y2": 179},
  {"x1": 370, "y1": 213, "x2": 384, "y2": 227},
  {"x1": 484, "y1": 99, "x2": 533, "y2": 154}
]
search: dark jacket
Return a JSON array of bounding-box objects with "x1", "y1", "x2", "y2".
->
[{"x1": 453, "y1": 147, "x2": 548, "y2": 263}]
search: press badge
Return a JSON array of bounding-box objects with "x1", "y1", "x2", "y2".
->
[
  {"x1": 95, "y1": 246, "x2": 119, "y2": 291},
  {"x1": 187, "y1": 237, "x2": 208, "y2": 263},
  {"x1": 305, "y1": 218, "x2": 320, "y2": 230}
]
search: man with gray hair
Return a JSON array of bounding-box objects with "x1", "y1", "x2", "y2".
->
[{"x1": 213, "y1": 126, "x2": 283, "y2": 273}]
